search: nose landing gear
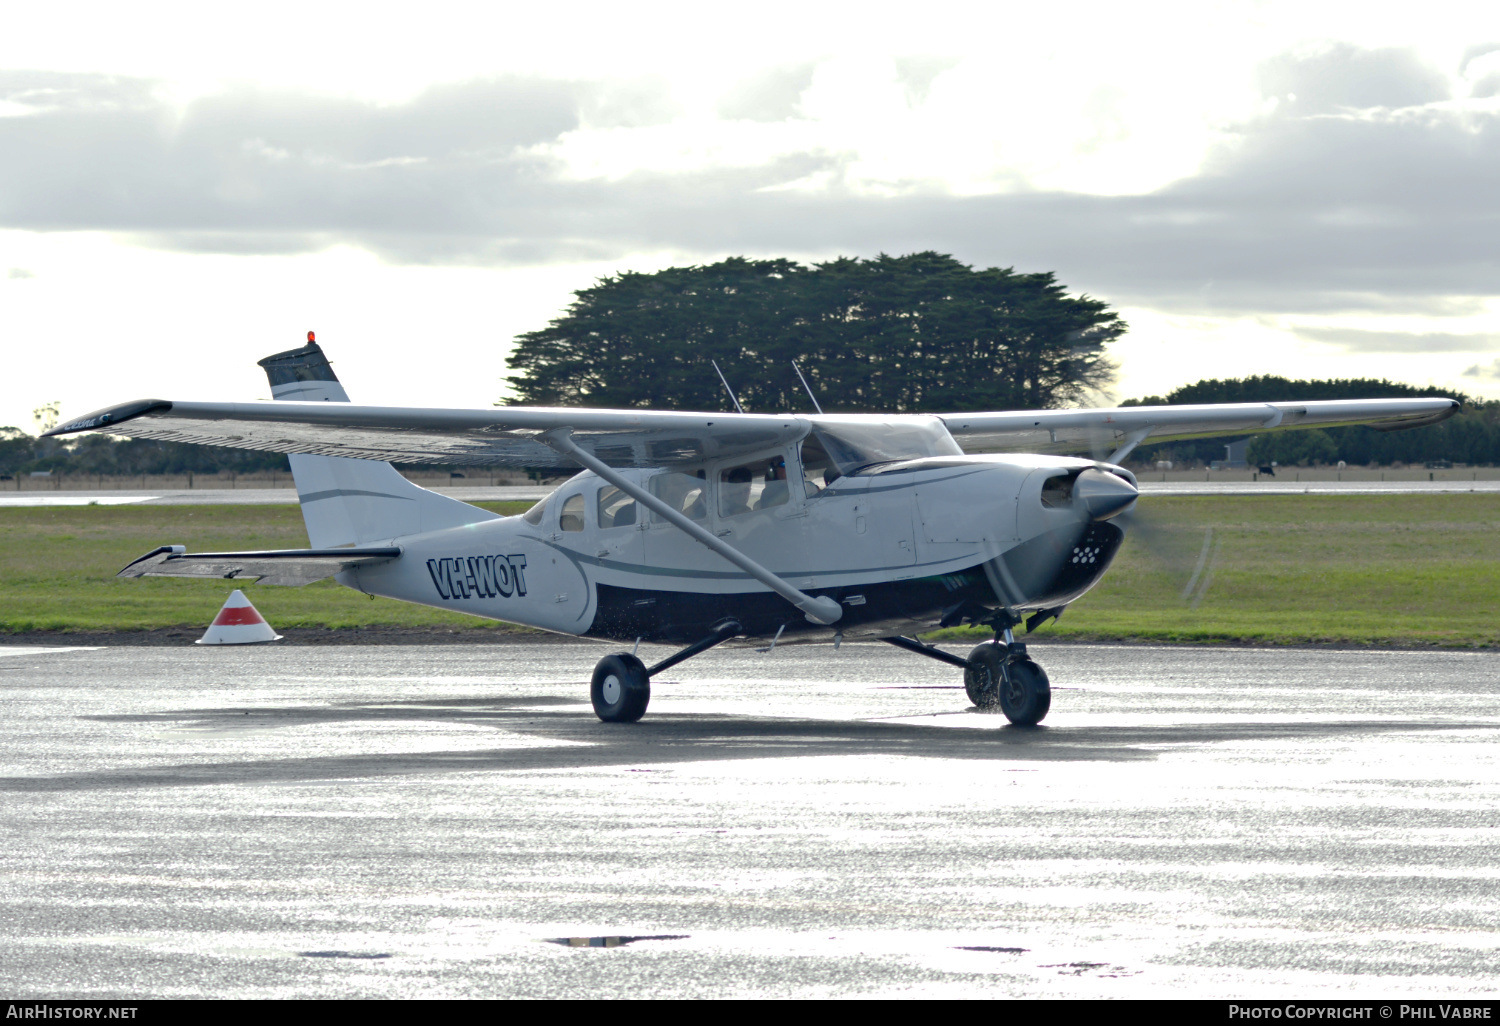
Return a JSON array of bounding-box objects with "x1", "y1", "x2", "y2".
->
[
  {"x1": 883, "y1": 632, "x2": 1051, "y2": 727},
  {"x1": 964, "y1": 641, "x2": 1051, "y2": 726}
]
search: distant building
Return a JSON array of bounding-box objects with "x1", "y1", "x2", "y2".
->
[{"x1": 1210, "y1": 438, "x2": 1249, "y2": 470}]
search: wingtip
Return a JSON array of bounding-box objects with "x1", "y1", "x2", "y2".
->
[{"x1": 46, "y1": 399, "x2": 172, "y2": 437}]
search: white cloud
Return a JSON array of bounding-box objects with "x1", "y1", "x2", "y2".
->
[
  {"x1": 1296, "y1": 328, "x2": 1499, "y2": 353},
  {"x1": 717, "y1": 64, "x2": 818, "y2": 123},
  {"x1": 3, "y1": 50, "x2": 1496, "y2": 321},
  {"x1": 893, "y1": 57, "x2": 958, "y2": 107}
]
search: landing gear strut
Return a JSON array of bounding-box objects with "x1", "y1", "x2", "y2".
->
[
  {"x1": 591, "y1": 620, "x2": 741, "y2": 723},
  {"x1": 883, "y1": 630, "x2": 1052, "y2": 727}
]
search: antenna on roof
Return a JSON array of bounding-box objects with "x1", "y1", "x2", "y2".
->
[
  {"x1": 711, "y1": 360, "x2": 745, "y2": 414},
  {"x1": 791, "y1": 361, "x2": 824, "y2": 415}
]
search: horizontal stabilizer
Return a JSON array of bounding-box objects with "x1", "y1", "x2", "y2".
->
[{"x1": 119, "y1": 545, "x2": 401, "y2": 587}]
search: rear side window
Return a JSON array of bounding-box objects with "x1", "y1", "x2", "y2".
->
[
  {"x1": 559, "y1": 493, "x2": 585, "y2": 532},
  {"x1": 521, "y1": 497, "x2": 548, "y2": 525}
]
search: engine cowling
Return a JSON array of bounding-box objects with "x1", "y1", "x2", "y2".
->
[{"x1": 986, "y1": 465, "x2": 1137, "y2": 609}]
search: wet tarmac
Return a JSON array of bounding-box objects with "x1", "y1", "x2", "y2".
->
[{"x1": 2, "y1": 641, "x2": 1498, "y2": 998}]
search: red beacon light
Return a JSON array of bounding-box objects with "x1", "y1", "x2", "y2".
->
[{"x1": 307, "y1": 331, "x2": 315, "y2": 343}]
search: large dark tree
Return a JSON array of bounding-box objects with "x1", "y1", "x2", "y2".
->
[{"x1": 504, "y1": 253, "x2": 1123, "y2": 413}]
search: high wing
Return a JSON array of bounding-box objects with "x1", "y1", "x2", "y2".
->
[
  {"x1": 940, "y1": 399, "x2": 1459, "y2": 460},
  {"x1": 48, "y1": 399, "x2": 808, "y2": 468},
  {"x1": 48, "y1": 395, "x2": 1458, "y2": 468},
  {"x1": 119, "y1": 544, "x2": 402, "y2": 586}
]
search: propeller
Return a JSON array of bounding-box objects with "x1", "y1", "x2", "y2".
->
[{"x1": 1084, "y1": 426, "x2": 1220, "y2": 610}]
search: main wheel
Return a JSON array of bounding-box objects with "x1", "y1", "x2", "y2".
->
[
  {"x1": 999, "y1": 658, "x2": 1051, "y2": 727},
  {"x1": 964, "y1": 643, "x2": 1003, "y2": 711},
  {"x1": 591, "y1": 653, "x2": 651, "y2": 723}
]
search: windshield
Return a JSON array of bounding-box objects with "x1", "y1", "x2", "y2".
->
[{"x1": 810, "y1": 416, "x2": 963, "y2": 473}]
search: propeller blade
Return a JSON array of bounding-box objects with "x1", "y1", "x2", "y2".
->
[{"x1": 1114, "y1": 503, "x2": 1221, "y2": 608}]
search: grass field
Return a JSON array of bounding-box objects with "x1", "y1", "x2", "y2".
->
[
  {"x1": 0, "y1": 501, "x2": 533, "y2": 634},
  {"x1": 935, "y1": 493, "x2": 1500, "y2": 648},
  {"x1": 2, "y1": 495, "x2": 1497, "y2": 645}
]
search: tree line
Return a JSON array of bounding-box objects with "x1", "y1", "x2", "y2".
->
[
  {"x1": 1124, "y1": 377, "x2": 1495, "y2": 467},
  {"x1": 0, "y1": 428, "x2": 290, "y2": 479}
]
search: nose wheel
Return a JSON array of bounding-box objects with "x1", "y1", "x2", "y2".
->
[{"x1": 965, "y1": 642, "x2": 1051, "y2": 726}]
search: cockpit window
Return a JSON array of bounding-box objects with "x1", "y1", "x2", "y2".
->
[
  {"x1": 810, "y1": 416, "x2": 963, "y2": 474},
  {"x1": 799, "y1": 435, "x2": 841, "y2": 496},
  {"x1": 719, "y1": 456, "x2": 790, "y2": 517}
]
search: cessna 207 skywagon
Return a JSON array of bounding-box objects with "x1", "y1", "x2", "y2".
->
[{"x1": 48, "y1": 338, "x2": 1457, "y2": 726}]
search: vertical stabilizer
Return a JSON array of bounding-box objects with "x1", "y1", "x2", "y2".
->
[{"x1": 258, "y1": 337, "x2": 499, "y2": 547}]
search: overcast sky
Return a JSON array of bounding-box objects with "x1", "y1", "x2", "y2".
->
[{"x1": 3, "y1": 0, "x2": 1499, "y2": 429}]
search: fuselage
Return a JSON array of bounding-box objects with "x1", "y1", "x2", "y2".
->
[{"x1": 340, "y1": 450, "x2": 1134, "y2": 645}]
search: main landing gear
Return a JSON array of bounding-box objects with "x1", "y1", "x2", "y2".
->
[
  {"x1": 882, "y1": 632, "x2": 1051, "y2": 726},
  {"x1": 591, "y1": 620, "x2": 741, "y2": 723}
]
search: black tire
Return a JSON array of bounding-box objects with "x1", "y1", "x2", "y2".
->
[
  {"x1": 999, "y1": 658, "x2": 1051, "y2": 727},
  {"x1": 591, "y1": 653, "x2": 651, "y2": 723},
  {"x1": 964, "y1": 643, "x2": 1004, "y2": 711}
]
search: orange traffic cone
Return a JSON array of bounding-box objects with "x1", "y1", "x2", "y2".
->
[{"x1": 196, "y1": 589, "x2": 283, "y2": 645}]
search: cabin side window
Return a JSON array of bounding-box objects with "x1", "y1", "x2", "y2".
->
[
  {"x1": 718, "y1": 456, "x2": 790, "y2": 518},
  {"x1": 649, "y1": 469, "x2": 708, "y2": 521},
  {"x1": 598, "y1": 485, "x2": 638, "y2": 528},
  {"x1": 559, "y1": 493, "x2": 585, "y2": 532},
  {"x1": 521, "y1": 496, "x2": 548, "y2": 525}
]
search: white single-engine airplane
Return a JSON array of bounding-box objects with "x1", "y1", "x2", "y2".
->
[{"x1": 49, "y1": 337, "x2": 1457, "y2": 725}]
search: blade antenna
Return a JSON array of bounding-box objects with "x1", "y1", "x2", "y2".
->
[
  {"x1": 791, "y1": 361, "x2": 824, "y2": 415},
  {"x1": 711, "y1": 360, "x2": 745, "y2": 414}
]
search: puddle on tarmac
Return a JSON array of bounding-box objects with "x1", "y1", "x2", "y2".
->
[
  {"x1": 298, "y1": 950, "x2": 393, "y2": 960},
  {"x1": 548, "y1": 935, "x2": 690, "y2": 948},
  {"x1": 1040, "y1": 961, "x2": 1141, "y2": 977}
]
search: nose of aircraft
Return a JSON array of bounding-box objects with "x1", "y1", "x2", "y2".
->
[{"x1": 1074, "y1": 468, "x2": 1138, "y2": 521}]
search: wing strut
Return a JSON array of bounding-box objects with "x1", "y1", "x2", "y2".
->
[
  {"x1": 1107, "y1": 427, "x2": 1153, "y2": 465},
  {"x1": 543, "y1": 429, "x2": 843, "y2": 625}
]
